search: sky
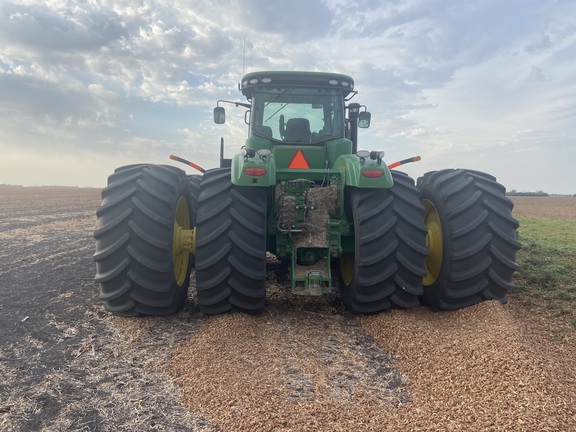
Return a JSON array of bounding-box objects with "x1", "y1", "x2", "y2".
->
[{"x1": 0, "y1": 0, "x2": 575, "y2": 194}]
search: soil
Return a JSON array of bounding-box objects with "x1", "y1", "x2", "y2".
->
[
  {"x1": 509, "y1": 196, "x2": 576, "y2": 220},
  {"x1": 1, "y1": 190, "x2": 575, "y2": 431}
]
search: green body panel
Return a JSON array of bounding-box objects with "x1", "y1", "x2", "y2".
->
[
  {"x1": 239, "y1": 135, "x2": 392, "y2": 188},
  {"x1": 333, "y1": 154, "x2": 394, "y2": 188},
  {"x1": 326, "y1": 138, "x2": 353, "y2": 167},
  {"x1": 230, "y1": 152, "x2": 277, "y2": 187},
  {"x1": 244, "y1": 137, "x2": 351, "y2": 169},
  {"x1": 245, "y1": 135, "x2": 272, "y2": 152}
]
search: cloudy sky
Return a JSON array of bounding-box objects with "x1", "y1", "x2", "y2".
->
[{"x1": 0, "y1": 0, "x2": 574, "y2": 194}]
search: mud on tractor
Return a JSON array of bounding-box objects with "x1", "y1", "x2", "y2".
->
[{"x1": 94, "y1": 71, "x2": 520, "y2": 316}]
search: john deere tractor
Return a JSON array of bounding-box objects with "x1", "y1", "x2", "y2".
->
[{"x1": 94, "y1": 71, "x2": 520, "y2": 316}]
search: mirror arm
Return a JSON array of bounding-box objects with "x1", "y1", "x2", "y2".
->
[{"x1": 217, "y1": 99, "x2": 251, "y2": 109}]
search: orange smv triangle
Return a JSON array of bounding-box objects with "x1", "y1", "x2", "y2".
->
[{"x1": 288, "y1": 150, "x2": 310, "y2": 169}]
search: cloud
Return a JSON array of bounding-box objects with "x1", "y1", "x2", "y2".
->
[
  {"x1": 233, "y1": 0, "x2": 333, "y2": 42},
  {"x1": 524, "y1": 66, "x2": 551, "y2": 83},
  {"x1": 524, "y1": 34, "x2": 552, "y2": 53},
  {"x1": 0, "y1": 2, "x2": 125, "y2": 52},
  {"x1": 0, "y1": 0, "x2": 575, "y2": 193}
]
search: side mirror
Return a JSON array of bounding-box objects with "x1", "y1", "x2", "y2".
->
[
  {"x1": 214, "y1": 106, "x2": 226, "y2": 124},
  {"x1": 358, "y1": 111, "x2": 371, "y2": 129}
]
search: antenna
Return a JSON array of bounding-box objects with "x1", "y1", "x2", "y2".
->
[{"x1": 242, "y1": 36, "x2": 246, "y2": 78}]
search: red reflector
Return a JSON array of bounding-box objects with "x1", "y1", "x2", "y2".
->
[
  {"x1": 244, "y1": 167, "x2": 267, "y2": 176},
  {"x1": 288, "y1": 150, "x2": 310, "y2": 169},
  {"x1": 362, "y1": 169, "x2": 384, "y2": 178}
]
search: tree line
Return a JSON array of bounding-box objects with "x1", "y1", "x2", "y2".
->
[{"x1": 507, "y1": 190, "x2": 549, "y2": 197}]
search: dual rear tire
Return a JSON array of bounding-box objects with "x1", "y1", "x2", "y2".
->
[
  {"x1": 338, "y1": 169, "x2": 520, "y2": 313},
  {"x1": 94, "y1": 165, "x2": 268, "y2": 316}
]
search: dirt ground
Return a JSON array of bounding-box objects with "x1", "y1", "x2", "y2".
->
[
  {"x1": 509, "y1": 196, "x2": 576, "y2": 220},
  {"x1": 1, "y1": 189, "x2": 575, "y2": 431}
]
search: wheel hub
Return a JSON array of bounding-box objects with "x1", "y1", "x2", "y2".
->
[
  {"x1": 422, "y1": 199, "x2": 443, "y2": 286},
  {"x1": 173, "y1": 197, "x2": 193, "y2": 286},
  {"x1": 340, "y1": 252, "x2": 354, "y2": 286}
]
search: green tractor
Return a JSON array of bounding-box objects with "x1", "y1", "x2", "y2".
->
[{"x1": 94, "y1": 71, "x2": 520, "y2": 316}]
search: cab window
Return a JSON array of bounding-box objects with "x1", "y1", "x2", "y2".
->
[{"x1": 252, "y1": 88, "x2": 344, "y2": 142}]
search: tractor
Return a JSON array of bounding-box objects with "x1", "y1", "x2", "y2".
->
[{"x1": 94, "y1": 71, "x2": 520, "y2": 316}]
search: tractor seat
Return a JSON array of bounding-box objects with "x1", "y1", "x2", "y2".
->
[
  {"x1": 283, "y1": 118, "x2": 311, "y2": 142},
  {"x1": 256, "y1": 125, "x2": 273, "y2": 138}
]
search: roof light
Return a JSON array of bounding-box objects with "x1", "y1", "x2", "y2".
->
[
  {"x1": 249, "y1": 78, "x2": 258, "y2": 84},
  {"x1": 328, "y1": 79, "x2": 338, "y2": 85},
  {"x1": 242, "y1": 148, "x2": 256, "y2": 158},
  {"x1": 261, "y1": 78, "x2": 272, "y2": 83},
  {"x1": 257, "y1": 149, "x2": 272, "y2": 157},
  {"x1": 342, "y1": 81, "x2": 349, "y2": 87},
  {"x1": 243, "y1": 80, "x2": 248, "y2": 87}
]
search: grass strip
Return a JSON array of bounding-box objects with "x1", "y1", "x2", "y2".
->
[{"x1": 514, "y1": 217, "x2": 576, "y2": 331}]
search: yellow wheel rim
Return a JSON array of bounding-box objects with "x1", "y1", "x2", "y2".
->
[
  {"x1": 172, "y1": 196, "x2": 191, "y2": 286},
  {"x1": 422, "y1": 199, "x2": 443, "y2": 286},
  {"x1": 340, "y1": 252, "x2": 354, "y2": 286}
]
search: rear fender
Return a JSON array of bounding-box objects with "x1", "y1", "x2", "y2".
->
[
  {"x1": 333, "y1": 154, "x2": 393, "y2": 188},
  {"x1": 231, "y1": 152, "x2": 277, "y2": 187}
]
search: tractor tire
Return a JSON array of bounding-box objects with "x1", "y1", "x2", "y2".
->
[
  {"x1": 187, "y1": 175, "x2": 202, "y2": 266},
  {"x1": 417, "y1": 169, "x2": 520, "y2": 310},
  {"x1": 94, "y1": 164, "x2": 194, "y2": 316},
  {"x1": 187, "y1": 175, "x2": 202, "y2": 220},
  {"x1": 388, "y1": 171, "x2": 429, "y2": 308},
  {"x1": 195, "y1": 168, "x2": 268, "y2": 314},
  {"x1": 339, "y1": 172, "x2": 427, "y2": 313}
]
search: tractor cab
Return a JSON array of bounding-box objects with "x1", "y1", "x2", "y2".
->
[
  {"x1": 250, "y1": 86, "x2": 344, "y2": 143},
  {"x1": 214, "y1": 71, "x2": 371, "y2": 172}
]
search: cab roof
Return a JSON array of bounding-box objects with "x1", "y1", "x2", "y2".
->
[{"x1": 240, "y1": 71, "x2": 356, "y2": 99}]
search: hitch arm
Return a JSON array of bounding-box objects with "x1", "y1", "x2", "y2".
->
[
  {"x1": 170, "y1": 155, "x2": 206, "y2": 173},
  {"x1": 388, "y1": 155, "x2": 421, "y2": 170}
]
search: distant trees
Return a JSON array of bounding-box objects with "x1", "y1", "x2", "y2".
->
[{"x1": 507, "y1": 190, "x2": 549, "y2": 197}]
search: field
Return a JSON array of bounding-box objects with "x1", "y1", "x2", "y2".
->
[
  {"x1": 0, "y1": 190, "x2": 575, "y2": 431},
  {"x1": 509, "y1": 196, "x2": 576, "y2": 220}
]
